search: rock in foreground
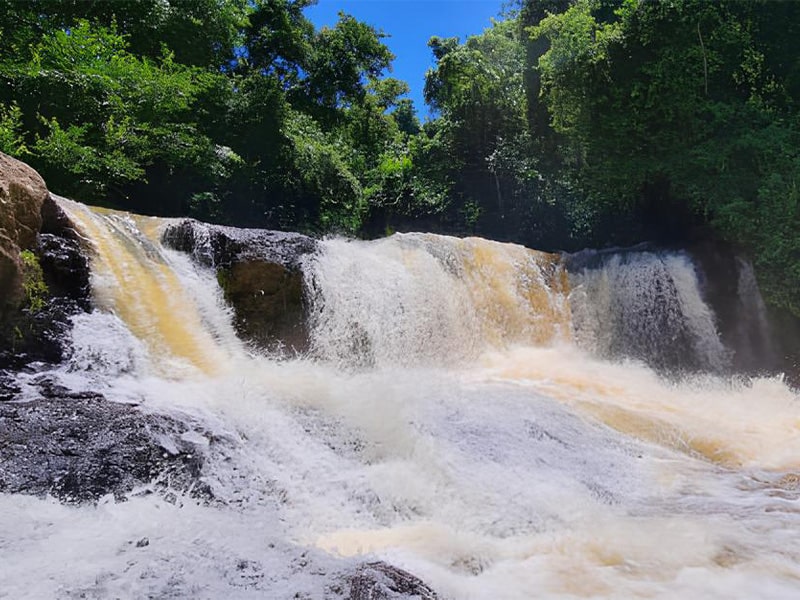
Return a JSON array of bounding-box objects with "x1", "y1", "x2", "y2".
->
[
  {"x1": 0, "y1": 380, "x2": 210, "y2": 503},
  {"x1": 0, "y1": 151, "x2": 48, "y2": 321},
  {"x1": 349, "y1": 562, "x2": 439, "y2": 600}
]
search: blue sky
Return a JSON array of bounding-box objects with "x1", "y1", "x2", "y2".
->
[{"x1": 305, "y1": 0, "x2": 506, "y2": 118}]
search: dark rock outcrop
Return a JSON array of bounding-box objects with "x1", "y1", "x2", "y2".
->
[
  {"x1": 689, "y1": 242, "x2": 776, "y2": 374},
  {"x1": 766, "y1": 305, "x2": 800, "y2": 389},
  {"x1": 349, "y1": 562, "x2": 439, "y2": 600},
  {"x1": 689, "y1": 241, "x2": 800, "y2": 386},
  {"x1": 162, "y1": 219, "x2": 316, "y2": 354},
  {"x1": 0, "y1": 369, "x2": 20, "y2": 401},
  {"x1": 0, "y1": 378, "x2": 210, "y2": 503},
  {"x1": 38, "y1": 193, "x2": 91, "y2": 306},
  {"x1": 37, "y1": 232, "x2": 91, "y2": 306}
]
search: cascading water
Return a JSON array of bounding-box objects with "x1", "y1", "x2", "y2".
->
[
  {"x1": 567, "y1": 248, "x2": 731, "y2": 373},
  {"x1": 304, "y1": 233, "x2": 571, "y2": 367},
  {"x1": 2, "y1": 200, "x2": 800, "y2": 600},
  {"x1": 58, "y1": 199, "x2": 244, "y2": 377}
]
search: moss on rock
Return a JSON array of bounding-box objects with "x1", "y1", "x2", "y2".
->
[{"x1": 20, "y1": 249, "x2": 48, "y2": 313}]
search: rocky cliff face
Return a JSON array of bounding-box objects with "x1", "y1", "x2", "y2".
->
[
  {"x1": 0, "y1": 189, "x2": 92, "y2": 369},
  {"x1": 0, "y1": 152, "x2": 48, "y2": 322}
]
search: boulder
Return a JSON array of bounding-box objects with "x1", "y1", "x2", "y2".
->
[
  {"x1": 0, "y1": 194, "x2": 92, "y2": 369},
  {"x1": 349, "y1": 562, "x2": 439, "y2": 600},
  {"x1": 0, "y1": 152, "x2": 48, "y2": 321},
  {"x1": 162, "y1": 219, "x2": 317, "y2": 354},
  {"x1": 219, "y1": 259, "x2": 308, "y2": 352}
]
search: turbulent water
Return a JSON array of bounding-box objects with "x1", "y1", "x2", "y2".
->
[{"x1": 2, "y1": 200, "x2": 800, "y2": 599}]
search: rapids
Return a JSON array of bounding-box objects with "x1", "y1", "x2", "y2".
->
[{"x1": 1, "y1": 200, "x2": 799, "y2": 599}]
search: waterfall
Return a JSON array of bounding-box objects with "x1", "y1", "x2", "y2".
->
[
  {"x1": 57, "y1": 198, "x2": 244, "y2": 377},
  {"x1": 3, "y1": 200, "x2": 800, "y2": 600},
  {"x1": 304, "y1": 233, "x2": 571, "y2": 367},
  {"x1": 48, "y1": 205, "x2": 753, "y2": 375},
  {"x1": 729, "y1": 257, "x2": 778, "y2": 371},
  {"x1": 567, "y1": 249, "x2": 730, "y2": 373}
]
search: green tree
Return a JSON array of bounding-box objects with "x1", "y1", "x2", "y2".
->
[
  {"x1": 423, "y1": 19, "x2": 539, "y2": 236},
  {"x1": 0, "y1": 20, "x2": 236, "y2": 213},
  {"x1": 0, "y1": 0, "x2": 249, "y2": 68},
  {"x1": 532, "y1": 0, "x2": 800, "y2": 314}
]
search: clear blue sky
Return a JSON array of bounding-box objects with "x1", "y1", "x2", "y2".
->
[{"x1": 305, "y1": 0, "x2": 506, "y2": 118}]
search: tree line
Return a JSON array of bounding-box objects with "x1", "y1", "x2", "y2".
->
[{"x1": 1, "y1": 0, "x2": 798, "y2": 316}]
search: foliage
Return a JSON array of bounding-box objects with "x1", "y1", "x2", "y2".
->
[
  {"x1": 0, "y1": 0, "x2": 250, "y2": 68},
  {"x1": 20, "y1": 249, "x2": 48, "y2": 313},
  {"x1": 281, "y1": 109, "x2": 364, "y2": 233},
  {"x1": 1, "y1": 19, "x2": 234, "y2": 210},
  {"x1": 0, "y1": 102, "x2": 26, "y2": 155},
  {"x1": 422, "y1": 18, "x2": 538, "y2": 236}
]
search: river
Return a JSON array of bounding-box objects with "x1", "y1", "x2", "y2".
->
[{"x1": 2, "y1": 199, "x2": 798, "y2": 599}]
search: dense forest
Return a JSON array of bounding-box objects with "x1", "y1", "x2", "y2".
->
[{"x1": 0, "y1": 0, "x2": 798, "y2": 317}]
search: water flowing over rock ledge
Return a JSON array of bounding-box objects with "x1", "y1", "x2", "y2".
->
[
  {"x1": 564, "y1": 242, "x2": 799, "y2": 381},
  {"x1": 0, "y1": 157, "x2": 443, "y2": 597},
  {"x1": 1, "y1": 153, "x2": 799, "y2": 599}
]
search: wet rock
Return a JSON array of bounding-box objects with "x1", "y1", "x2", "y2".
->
[
  {"x1": 688, "y1": 241, "x2": 800, "y2": 384},
  {"x1": 349, "y1": 562, "x2": 438, "y2": 600},
  {"x1": 219, "y1": 259, "x2": 308, "y2": 352},
  {"x1": 162, "y1": 219, "x2": 316, "y2": 270},
  {"x1": 689, "y1": 242, "x2": 775, "y2": 374},
  {"x1": 0, "y1": 192, "x2": 93, "y2": 370},
  {"x1": 38, "y1": 194, "x2": 92, "y2": 307},
  {"x1": 162, "y1": 219, "x2": 316, "y2": 354},
  {"x1": 40, "y1": 193, "x2": 83, "y2": 241},
  {"x1": 37, "y1": 233, "x2": 91, "y2": 307},
  {"x1": 0, "y1": 385, "x2": 210, "y2": 503},
  {"x1": 0, "y1": 237, "x2": 91, "y2": 369},
  {"x1": 0, "y1": 151, "x2": 48, "y2": 321},
  {"x1": 0, "y1": 298, "x2": 80, "y2": 369},
  {"x1": 0, "y1": 369, "x2": 20, "y2": 401},
  {"x1": 766, "y1": 305, "x2": 800, "y2": 389}
]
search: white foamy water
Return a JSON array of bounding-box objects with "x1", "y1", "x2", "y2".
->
[
  {"x1": 568, "y1": 251, "x2": 731, "y2": 371},
  {"x1": 2, "y1": 204, "x2": 799, "y2": 599}
]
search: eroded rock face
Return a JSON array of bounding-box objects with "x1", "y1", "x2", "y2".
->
[
  {"x1": 0, "y1": 194, "x2": 92, "y2": 369},
  {"x1": 0, "y1": 378, "x2": 211, "y2": 503},
  {"x1": 0, "y1": 152, "x2": 48, "y2": 320},
  {"x1": 162, "y1": 219, "x2": 316, "y2": 354},
  {"x1": 349, "y1": 562, "x2": 439, "y2": 600},
  {"x1": 220, "y1": 259, "x2": 308, "y2": 351}
]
